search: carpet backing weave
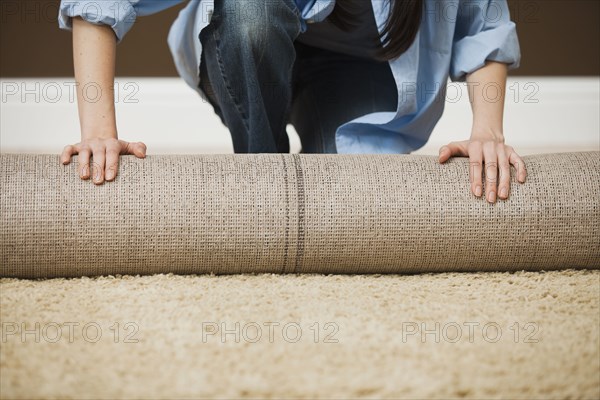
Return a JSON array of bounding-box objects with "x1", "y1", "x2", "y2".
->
[{"x1": 1, "y1": 152, "x2": 599, "y2": 278}]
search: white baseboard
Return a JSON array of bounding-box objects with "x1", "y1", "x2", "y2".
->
[{"x1": 1, "y1": 77, "x2": 598, "y2": 155}]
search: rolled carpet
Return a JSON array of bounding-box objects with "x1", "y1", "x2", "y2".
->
[{"x1": 0, "y1": 152, "x2": 598, "y2": 278}]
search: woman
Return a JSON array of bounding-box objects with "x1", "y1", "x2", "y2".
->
[{"x1": 58, "y1": 0, "x2": 527, "y2": 203}]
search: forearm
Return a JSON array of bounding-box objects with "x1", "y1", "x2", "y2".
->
[
  {"x1": 72, "y1": 17, "x2": 117, "y2": 140},
  {"x1": 466, "y1": 61, "x2": 508, "y2": 142}
]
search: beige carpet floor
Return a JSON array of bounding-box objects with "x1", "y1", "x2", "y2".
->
[{"x1": 1, "y1": 270, "x2": 599, "y2": 399}]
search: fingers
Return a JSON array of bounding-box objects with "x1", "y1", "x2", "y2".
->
[
  {"x1": 438, "y1": 145, "x2": 451, "y2": 163},
  {"x1": 481, "y1": 143, "x2": 526, "y2": 203},
  {"x1": 121, "y1": 141, "x2": 147, "y2": 158},
  {"x1": 135, "y1": 142, "x2": 148, "y2": 158},
  {"x1": 509, "y1": 149, "x2": 527, "y2": 183},
  {"x1": 439, "y1": 141, "x2": 468, "y2": 163},
  {"x1": 497, "y1": 145, "x2": 511, "y2": 200},
  {"x1": 77, "y1": 146, "x2": 92, "y2": 180},
  {"x1": 61, "y1": 142, "x2": 92, "y2": 180},
  {"x1": 61, "y1": 144, "x2": 76, "y2": 165},
  {"x1": 482, "y1": 142, "x2": 498, "y2": 203},
  {"x1": 91, "y1": 146, "x2": 106, "y2": 185},
  {"x1": 105, "y1": 140, "x2": 121, "y2": 182},
  {"x1": 436, "y1": 139, "x2": 527, "y2": 203},
  {"x1": 61, "y1": 138, "x2": 146, "y2": 184},
  {"x1": 468, "y1": 141, "x2": 483, "y2": 198}
]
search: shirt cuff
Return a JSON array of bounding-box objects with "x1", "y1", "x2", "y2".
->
[
  {"x1": 450, "y1": 22, "x2": 521, "y2": 82},
  {"x1": 58, "y1": 1, "x2": 137, "y2": 43}
]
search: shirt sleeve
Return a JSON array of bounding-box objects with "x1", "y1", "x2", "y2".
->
[
  {"x1": 449, "y1": 0, "x2": 521, "y2": 82},
  {"x1": 58, "y1": 1, "x2": 183, "y2": 43},
  {"x1": 299, "y1": 0, "x2": 335, "y2": 23}
]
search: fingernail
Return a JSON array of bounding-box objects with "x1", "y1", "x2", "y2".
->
[
  {"x1": 475, "y1": 186, "x2": 482, "y2": 197},
  {"x1": 488, "y1": 191, "x2": 496, "y2": 203},
  {"x1": 500, "y1": 188, "x2": 508, "y2": 198}
]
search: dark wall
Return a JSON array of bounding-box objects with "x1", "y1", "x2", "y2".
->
[{"x1": 1, "y1": 0, "x2": 598, "y2": 77}]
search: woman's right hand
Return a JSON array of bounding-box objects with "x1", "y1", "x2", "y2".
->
[
  {"x1": 63, "y1": 18, "x2": 147, "y2": 185},
  {"x1": 61, "y1": 138, "x2": 147, "y2": 184}
]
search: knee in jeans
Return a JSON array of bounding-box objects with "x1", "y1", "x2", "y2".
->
[{"x1": 216, "y1": 0, "x2": 300, "y2": 49}]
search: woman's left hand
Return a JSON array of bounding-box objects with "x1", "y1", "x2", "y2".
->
[{"x1": 438, "y1": 137, "x2": 527, "y2": 203}]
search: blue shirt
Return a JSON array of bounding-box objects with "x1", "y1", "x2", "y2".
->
[{"x1": 58, "y1": 0, "x2": 521, "y2": 154}]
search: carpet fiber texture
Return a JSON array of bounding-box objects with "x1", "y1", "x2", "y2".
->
[
  {"x1": 1, "y1": 152, "x2": 599, "y2": 277},
  {"x1": 1, "y1": 270, "x2": 599, "y2": 399}
]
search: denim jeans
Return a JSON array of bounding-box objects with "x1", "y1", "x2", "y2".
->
[{"x1": 199, "y1": 0, "x2": 398, "y2": 154}]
